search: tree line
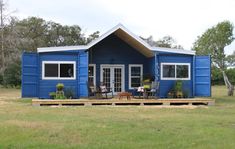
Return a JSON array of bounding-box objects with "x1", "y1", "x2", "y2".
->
[{"x1": 0, "y1": 16, "x2": 100, "y2": 87}]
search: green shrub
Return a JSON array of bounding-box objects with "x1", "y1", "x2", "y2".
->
[
  {"x1": 49, "y1": 92, "x2": 56, "y2": 99},
  {"x1": 3, "y1": 60, "x2": 21, "y2": 87},
  {"x1": 174, "y1": 80, "x2": 183, "y2": 92},
  {"x1": 211, "y1": 67, "x2": 235, "y2": 85},
  {"x1": 226, "y1": 68, "x2": 235, "y2": 85},
  {"x1": 64, "y1": 87, "x2": 74, "y2": 99},
  {"x1": 55, "y1": 92, "x2": 66, "y2": 99},
  {"x1": 211, "y1": 67, "x2": 224, "y2": 85}
]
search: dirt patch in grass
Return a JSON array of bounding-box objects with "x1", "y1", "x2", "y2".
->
[
  {"x1": 0, "y1": 88, "x2": 21, "y2": 100},
  {"x1": 0, "y1": 100, "x2": 7, "y2": 105}
]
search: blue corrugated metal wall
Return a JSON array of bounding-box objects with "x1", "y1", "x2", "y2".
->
[
  {"x1": 194, "y1": 55, "x2": 211, "y2": 96},
  {"x1": 78, "y1": 51, "x2": 88, "y2": 97},
  {"x1": 89, "y1": 34, "x2": 154, "y2": 92},
  {"x1": 158, "y1": 54, "x2": 194, "y2": 98},
  {"x1": 38, "y1": 52, "x2": 79, "y2": 98},
  {"x1": 22, "y1": 53, "x2": 38, "y2": 97}
]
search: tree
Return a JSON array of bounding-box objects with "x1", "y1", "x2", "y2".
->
[
  {"x1": 0, "y1": 0, "x2": 8, "y2": 74},
  {"x1": 86, "y1": 31, "x2": 99, "y2": 44},
  {"x1": 226, "y1": 51, "x2": 235, "y2": 67},
  {"x1": 193, "y1": 21, "x2": 234, "y2": 96},
  {"x1": 141, "y1": 35, "x2": 184, "y2": 49},
  {"x1": 0, "y1": 15, "x2": 100, "y2": 86},
  {"x1": 16, "y1": 17, "x2": 49, "y2": 51},
  {"x1": 15, "y1": 17, "x2": 100, "y2": 51}
]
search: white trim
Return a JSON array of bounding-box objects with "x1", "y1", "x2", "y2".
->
[
  {"x1": 160, "y1": 63, "x2": 191, "y2": 80},
  {"x1": 42, "y1": 61, "x2": 76, "y2": 80},
  {"x1": 128, "y1": 64, "x2": 143, "y2": 89},
  {"x1": 152, "y1": 47, "x2": 195, "y2": 55},
  {"x1": 100, "y1": 64, "x2": 125, "y2": 93},
  {"x1": 38, "y1": 45, "x2": 87, "y2": 53},
  {"x1": 88, "y1": 64, "x2": 96, "y2": 86}
]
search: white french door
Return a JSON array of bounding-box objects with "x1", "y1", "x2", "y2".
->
[{"x1": 100, "y1": 65, "x2": 125, "y2": 94}]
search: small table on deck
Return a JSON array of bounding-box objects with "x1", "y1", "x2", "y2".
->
[{"x1": 118, "y1": 92, "x2": 132, "y2": 100}]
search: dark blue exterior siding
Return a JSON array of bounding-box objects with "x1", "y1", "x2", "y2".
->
[
  {"x1": 158, "y1": 54, "x2": 194, "y2": 98},
  {"x1": 89, "y1": 34, "x2": 154, "y2": 92}
]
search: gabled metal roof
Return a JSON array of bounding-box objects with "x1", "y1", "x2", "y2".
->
[{"x1": 37, "y1": 24, "x2": 195, "y2": 56}]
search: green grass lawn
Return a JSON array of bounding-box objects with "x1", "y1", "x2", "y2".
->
[{"x1": 0, "y1": 86, "x2": 234, "y2": 149}]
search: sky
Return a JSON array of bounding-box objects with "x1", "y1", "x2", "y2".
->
[{"x1": 8, "y1": 0, "x2": 235, "y2": 55}]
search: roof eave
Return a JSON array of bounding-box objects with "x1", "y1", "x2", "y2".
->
[
  {"x1": 37, "y1": 46, "x2": 88, "y2": 53},
  {"x1": 152, "y1": 47, "x2": 196, "y2": 55}
]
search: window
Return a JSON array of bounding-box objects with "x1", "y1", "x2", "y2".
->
[
  {"x1": 88, "y1": 64, "x2": 96, "y2": 85},
  {"x1": 129, "y1": 64, "x2": 143, "y2": 89},
  {"x1": 161, "y1": 63, "x2": 190, "y2": 80},
  {"x1": 44, "y1": 64, "x2": 58, "y2": 77},
  {"x1": 42, "y1": 61, "x2": 76, "y2": 80}
]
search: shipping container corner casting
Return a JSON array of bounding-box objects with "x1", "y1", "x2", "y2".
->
[{"x1": 21, "y1": 23, "x2": 211, "y2": 99}]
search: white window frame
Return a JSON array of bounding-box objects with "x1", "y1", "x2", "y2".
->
[
  {"x1": 129, "y1": 64, "x2": 143, "y2": 89},
  {"x1": 88, "y1": 64, "x2": 96, "y2": 86},
  {"x1": 160, "y1": 63, "x2": 190, "y2": 80},
  {"x1": 42, "y1": 61, "x2": 76, "y2": 80}
]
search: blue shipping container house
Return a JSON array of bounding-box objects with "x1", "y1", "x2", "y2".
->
[{"x1": 22, "y1": 24, "x2": 211, "y2": 99}]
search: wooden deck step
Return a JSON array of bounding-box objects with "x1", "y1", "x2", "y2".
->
[{"x1": 32, "y1": 98, "x2": 215, "y2": 107}]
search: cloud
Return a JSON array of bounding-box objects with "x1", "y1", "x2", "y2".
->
[{"x1": 8, "y1": 0, "x2": 235, "y2": 54}]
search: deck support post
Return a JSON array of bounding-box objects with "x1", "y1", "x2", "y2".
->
[
  {"x1": 85, "y1": 102, "x2": 92, "y2": 106},
  {"x1": 163, "y1": 102, "x2": 170, "y2": 106}
]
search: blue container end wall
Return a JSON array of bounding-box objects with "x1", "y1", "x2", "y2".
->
[
  {"x1": 22, "y1": 50, "x2": 88, "y2": 99},
  {"x1": 22, "y1": 52, "x2": 39, "y2": 98}
]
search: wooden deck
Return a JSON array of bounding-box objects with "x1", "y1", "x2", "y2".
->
[{"x1": 32, "y1": 98, "x2": 215, "y2": 107}]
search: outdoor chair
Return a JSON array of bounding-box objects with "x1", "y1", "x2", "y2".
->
[
  {"x1": 87, "y1": 81, "x2": 101, "y2": 99},
  {"x1": 146, "y1": 81, "x2": 160, "y2": 99},
  {"x1": 134, "y1": 86, "x2": 144, "y2": 99},
  {"x1": 99, "y1": 82, "x2": 114, "y2": 99}
]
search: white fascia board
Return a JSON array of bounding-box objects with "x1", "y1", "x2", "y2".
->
[
  {"x1": 152, "y1": 47, "x2": 195, "y2": 55},
  {"x1": 86, "y1": 23, "x2": 152, "y2": 50},
  {"x1": 37, "y1": 45, "x2": 88, "y2": 53}
]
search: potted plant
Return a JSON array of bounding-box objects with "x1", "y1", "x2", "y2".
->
[
  {"x1": 56, "y1": 83, "x2": 64, "y2": 91},
  {"x1": 167, "y1": 89, "x2": 175, "y2": 98},
  {"x1": 55, "y1": 83, "x2": 65, "y2": 99},
  {"x1": 174, "y1": 81, "x2": 183, "y2": 98},
  {"x1": 143, "y1": 74, "x2": 154, "y2": 89}
]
